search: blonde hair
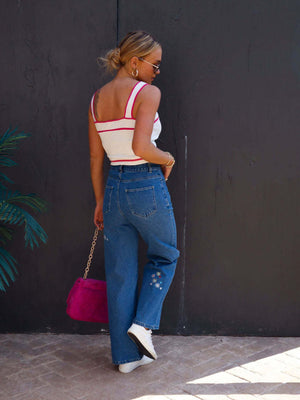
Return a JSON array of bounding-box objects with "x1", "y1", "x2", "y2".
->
[{"x1": 99, "y1": 31, "x2": 161, "y2": 73}]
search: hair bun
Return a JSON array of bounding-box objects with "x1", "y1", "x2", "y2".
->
[
  {"x1": 98, "y1": 31, "x2": 160, "y2": 75},
  {"x1": 98, "y1": 47, "x2": 121, "y2": 73},
  {"x1": 106, "y1": 48, "x2": 121, "y2": 70},
  {"x1": 111, "y1": 47, "x2": 120, "y2": 62}
]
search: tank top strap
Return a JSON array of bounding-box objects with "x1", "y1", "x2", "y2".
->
[
  {"x1": 124, "y1": 81, "x2": 148, "y2": 119},
  {"x1": 90, "y1": 92, "x2": 97, "y2": 122}
]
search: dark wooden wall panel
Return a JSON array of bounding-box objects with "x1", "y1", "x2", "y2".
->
[{"x1": 0, "y1": 0, "x2": 299, "y2": 336}]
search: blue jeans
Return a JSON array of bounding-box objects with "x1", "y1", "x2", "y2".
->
[{"x1": 103, "y1": 163, "x2": 179, "y2": 364}]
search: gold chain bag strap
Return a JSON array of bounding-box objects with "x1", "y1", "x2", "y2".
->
[
  {"x1": 66, "y1": 227, "x2": 109, "y2": 323},
  {"x1": 83, "y1": 227, "x2": 99, "y2": 279}
]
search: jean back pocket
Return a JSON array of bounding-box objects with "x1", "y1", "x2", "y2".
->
[{"x1": 125, "y1": 186, "x2": 157, "y2": 218}]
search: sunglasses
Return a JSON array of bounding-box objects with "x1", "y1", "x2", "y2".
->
[{"x1": 138, "y1": 57, "x2": 160, "y2": 73}]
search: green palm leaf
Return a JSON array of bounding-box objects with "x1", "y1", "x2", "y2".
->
[
  {"x1": 0, "y1": 225, "x2": 13, "y2": 244},
  {"x1": 0, "y1": 172, "x2": 13, "y2": 185},
  {"x1": 0, "y1": 127, "x2": 48, "y2": 292},
  {"x1": 0, "y1": 248, "x2": 18, "y2": 292},
  {"x1": 0, "y1": 127, "x2": 30, "y2": 152},
  {"x1": 2, "y1": 191, "x2": 47, "y2": 213},
  {"x1": 0, "y1": 128, "x2": 30, "y2": 170},
  {"x1": 0, "y1": 156, "x2": 17, "y2": 167},
  {"x1": 0, "y1": 192, "x2": 48, "y2": 250}
]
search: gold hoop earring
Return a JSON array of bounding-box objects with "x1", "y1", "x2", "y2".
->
[{"x1": 131, "y1": 69, "x2": 138, "y2": 78}]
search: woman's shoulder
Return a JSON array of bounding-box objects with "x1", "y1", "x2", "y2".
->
[
  {"x1": 133, "y1": 83, "x2": 161, "y2": 115},
  {"x1": 138, "y1": 83, "x2": 161, "y2": 100}
]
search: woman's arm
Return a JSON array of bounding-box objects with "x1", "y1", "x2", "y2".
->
[
  {"x1": 88, "y1": 109, "x2": 105, "y2": 229},
  {"x1": 132, "y1": 85, "x2": 175, "y2": 180}
]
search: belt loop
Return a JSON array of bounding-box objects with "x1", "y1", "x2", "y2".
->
[
  {"x1": 118, "y1": 164, "x2": 123, "y2": 180},
  {"x1": 148, "y1": 163, "x2": 152, "y2": 173}
]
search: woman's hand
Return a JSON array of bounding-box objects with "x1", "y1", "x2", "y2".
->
[
  {"x1": 94, "y1": 203, "x2": 104, "y2": 230},
  {"x1": 161, "y1": 164, "x2": 174, "y2": 181},
  {"x1": 161, "y1": 152, "x2": 175, "y2": 181}
]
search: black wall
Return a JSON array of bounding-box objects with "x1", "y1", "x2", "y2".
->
[{"x1": 1, "y1": 0, "x2": 300, "y2": 336}]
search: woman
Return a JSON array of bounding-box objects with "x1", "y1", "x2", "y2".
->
[{"x1": 88, "y1": 31, "x2": 180, "y2": 373}]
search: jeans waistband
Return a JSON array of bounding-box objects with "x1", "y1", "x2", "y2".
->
[{"x1": 110, "y1": 163, "x2": 161, "y2": 173}]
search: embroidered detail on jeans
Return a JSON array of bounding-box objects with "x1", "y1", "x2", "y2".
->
[{"x1": 150, "y1": 272, "x2": 163, "y2": 290}]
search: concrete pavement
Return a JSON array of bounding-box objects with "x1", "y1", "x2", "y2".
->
[{"x1": 1, "y1": 333, "x2": 300, "y2": 400}]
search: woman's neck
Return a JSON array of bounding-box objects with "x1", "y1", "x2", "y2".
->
[{"x1": 116, "y1": 67, "x2": 136, "y2": 80}]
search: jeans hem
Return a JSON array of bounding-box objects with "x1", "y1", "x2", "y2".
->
[
  {"x1": 132, "y1": 319, "x2": 159, "y2": 330},
  {"x1": 113, "y1": 355, "x2": 143, "y2": 365}
]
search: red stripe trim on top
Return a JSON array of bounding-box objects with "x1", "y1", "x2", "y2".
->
[
  {"x1": 95, "y1": 117, "x2": 135, "y2": 124},
  {"x1": 98, "y1": 127, "x2": 134, "y2": 133},
  {"x1": 90, "y1": 93, "x2": 96, "y2": 122},
  {"x1": 154, "y1": 116, "x2": 159, "y2": 123},
  {"x1": 131, "y1": 83, "x2": 148, "y2": 118},
  {"x1": 124, "y1": 81, "x2": 140, "y2": 118},
  {"x1": 111, "y1": 158, "x2": 144, "y2": 163}
]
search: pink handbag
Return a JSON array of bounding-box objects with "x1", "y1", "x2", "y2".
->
[{"x1": 66, "y1": 228, "x2": 109, "y2": 323}]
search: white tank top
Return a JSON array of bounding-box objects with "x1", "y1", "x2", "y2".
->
[{"x1": 90, "y1": 81, "x2": 161, "y2": 165}]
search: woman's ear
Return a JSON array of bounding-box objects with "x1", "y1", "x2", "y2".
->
[{"x1": 129, "y1": 56, "x2": 139, "y2": 70}]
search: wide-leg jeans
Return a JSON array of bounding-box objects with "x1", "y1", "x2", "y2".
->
[{"x1": 103, "y1": 163, "x2": 180, "y2": 365}]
